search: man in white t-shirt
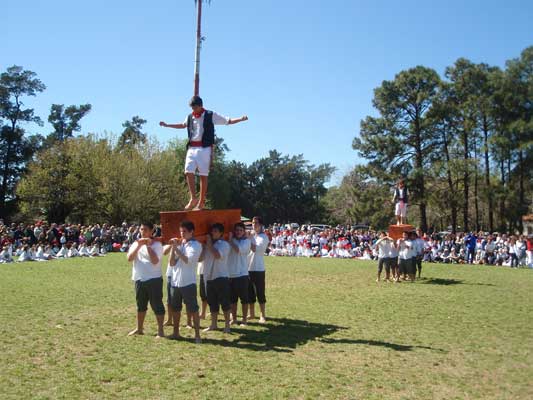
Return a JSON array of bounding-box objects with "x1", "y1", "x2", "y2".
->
[
  {"x1": 227, "y1": 222, "x2": 251, "y2": 325},
  {"x1": 397, "y1": 231, "x2": 415, "y2": 282},
  {"x1": 373, "y1": 232, "x2": 395, "y2": 282},
  {"x1": 168, "y1": 220, "x2": 203, "y2": 343},
  {"x1": 201, "y1": 223, "x2": 232, "y2": 333},
  {"x1": 159, "y1": 96, "x2": 248, "y2": 211},
  {"x1": 248, "y1": 216, "x2": 270, "y2": 323},
  {"x1": 126, "y1": 222, "x2": 165, "y2": 338}
]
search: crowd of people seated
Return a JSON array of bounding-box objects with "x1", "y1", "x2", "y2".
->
[
  {"x1": 264, "y1": 224, "x2": 533, "y2": 268},
  {"x1": 1, "y1": 219, "x2": 532, "y2": 268}
]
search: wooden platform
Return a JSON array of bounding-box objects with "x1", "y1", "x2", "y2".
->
[
  {"x1": 388, "y1": 224, "x2": 415, "y2": 240},
  {"x1": 160, "y1": 209, "x2": 241, "y2": 243}
]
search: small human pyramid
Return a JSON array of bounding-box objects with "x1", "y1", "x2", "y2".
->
[{"x1": 126, "y1": 217, "x2": 269, "y2": 343}]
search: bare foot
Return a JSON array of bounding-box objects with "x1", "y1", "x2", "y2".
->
[
  {"x1": 230, "y1": 319, "x2": 237, "y2": 325},
  {"x1": 239, "y1": 321, "x2": 248, "y2": 327},
  {"x1": 166, "y1": 333, "x2": 181, "y2": 340},
  {"x1": 128, "y1": 328, "x2": 144, "y2": 336},
  {"x1": 185, "y1": 324, "x2": 193, "y2": 329},
  {"x1": 184, "y1": 198, "x2": 199, "y2": 211},
  {"x1": 203, "y1": 326, "x2": 218, "y2": 332},
  {"x1": 193, "y1": 202, "x2": 205, "y2": 211},
  {"x1": 199, "y1": 314, "x2": 206, "y2": 320},
  {"x1": 164, "y1": 320, "x2": 173, "y2": 327},
  {"x1": 155, "y1": 333, "x2": 165, "y2": 340},
  {"x1": 258, "y1": 317, "x2": 266, "y2": 324}
]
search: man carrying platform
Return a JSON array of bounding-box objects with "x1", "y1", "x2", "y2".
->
[{"x1": 160, "y1": 96, "x2": 248, "y2": 211}]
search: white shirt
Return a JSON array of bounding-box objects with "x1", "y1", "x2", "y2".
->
[
  {"x1": 397, "y1": 239, "x2": 415, "y2": 260},
  {"x1": 375, "y1": 238, "x2": 394, "y2": 258},
  {"x1": 249, "y1": 233, "x2": 270, "y2": 272},
  {"x1": 202, "y1": 240, "x2": 230, "y2": 281},
  {"x1": 227, "y1": 238, "x2": 251, "y2": 278},
  {"x1": 129, "y1": 241, "x2": 164, "y2": 282},
  {"x1": 170, "y1": 240, "x2": 202, "y2": 288},
  {"x1": 183, "y1": 111, "x2": 229, "y2": 142}
]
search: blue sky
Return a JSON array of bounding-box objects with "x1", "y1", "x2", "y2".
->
[{"x1": 4, "y1": 0, "x2": 532, "y2": 184}]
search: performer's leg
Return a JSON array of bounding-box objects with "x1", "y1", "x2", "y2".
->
[
  {"x1": 197, "y1": 175, "x2": 208, "y2": 210},
  {"x1": 184, "y1": 173, "x2": 198, "y2": 210}
]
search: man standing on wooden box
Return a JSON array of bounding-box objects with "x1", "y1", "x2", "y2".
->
[
  {"x1": 393, "y1": 179, "x2": 408, "y2": 225},
  {"x1": 160, "y1": 96, "x2": 248, "y2": 211}
]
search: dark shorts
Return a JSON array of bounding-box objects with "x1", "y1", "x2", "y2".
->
[
  {"x1": 390, "y1": 257, "x2": 398, "y2": 268},
  {"x1": 169, "y1": 284, "x2": 199, "y2": 313},
  {"x1": 248, "y1": 271, "x2": 266, "y2": 304},
  {"x1": 135, "y1": 277, "x2": 165, "y2": 315},
  {"x1": 206, "y1": 277, "x2": 231, "y2": 313},
  {"x1": 378, "y1": 257, "x2": 392, "y2": 273},
  {"x1": 229, "y1": 275, "x2": 249, "y2": 304},
  {"x1": 415, "y1": 255, "x2": 423, "y2": 271},
  {"x1": 399, "y1": 258, "x2": 415, "y2": 275},
  {"x1": 199, "y1": 274, "x2": 207, "y2": 301}
]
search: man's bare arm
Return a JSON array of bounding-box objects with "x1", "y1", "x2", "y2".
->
[
  {"x1": 227, "y1": 116, "x2": 248, "y2": 125},
  {"x1": 159, "y1": 121, "x2": 187, "y2": 129}
]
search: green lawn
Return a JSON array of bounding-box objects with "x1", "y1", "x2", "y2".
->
[{"x1": 1, "y1": 254, "x2": 532, "y2": 399}]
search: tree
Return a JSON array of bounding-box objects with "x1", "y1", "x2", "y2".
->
[
  {"x1": 324, "y1": 166, "x2": 393, "y2": 229},
  {"x1": 0, "y1": 65, "x2": 45, "y2": 218},
  {"x1": 117, "y1": 116, "x2": 147, "y2": 148},
  {"x1": 47, "y1": 103, "x2": 92, "y2": 143},
  {"x1": 353, "y1": 66, "x2": 441, "y2": 231}
]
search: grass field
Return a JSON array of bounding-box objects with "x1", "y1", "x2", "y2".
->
[{"x1": 1, "y1": 254, "x2": 532, "y2": 400}]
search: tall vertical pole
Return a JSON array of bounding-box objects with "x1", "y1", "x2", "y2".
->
[{"x1": 194, "y1": 0, "x2": 203, "y2": 96}]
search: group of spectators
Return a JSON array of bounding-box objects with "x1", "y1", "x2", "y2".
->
[
  {"x1": 263, "y1": 223, "x2": 533, "y2": 268},
  {"x1": 2, "y1": 219, "x2": 532, "y2": 269},
  {"x1": 0, "y1": 220, "x2": 154, "y2": 263}
]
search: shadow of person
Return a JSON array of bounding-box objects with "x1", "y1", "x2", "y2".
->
[
  {"x1": 200, "y1": 317, "x2": 445, "y2": 354},
  {"x1": 421, "y1": 278, "x2": 495, "y2": 287},
  {"x1": 203, "y1": 317, "x2": 347, "y2": 352}
]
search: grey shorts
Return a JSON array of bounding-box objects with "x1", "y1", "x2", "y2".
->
[
  {"x1": 135, "y1": 277, "x2": 165, "y2": 315},
  {"x1": 399, "y1": 258, "x2": 415, "y2": 275},
  {"x1": 169, "y1": 284, "x2": 199, "y2": 313}
]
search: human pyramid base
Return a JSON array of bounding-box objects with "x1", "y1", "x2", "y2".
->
[{"x1": 127, "y1": 217, "x2": 269, "y2": 344}]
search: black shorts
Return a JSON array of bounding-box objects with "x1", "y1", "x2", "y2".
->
[
  {"x1": 399, "y1": 258, "x2": 415, "y2": 275},
  {"x1": 199, "y1": 274, "x2": 207, "y2": 301},
  {"x1": 378, "y1": 257, "x2": 391, "y2": 273},
  {"x1": 135, "y1": 277, "x2": 165, "y2": 315},
  {"x1": 206, "y1": 277, "x2": 231, "y2": 313},
  {"x1": 248, "y1": 271, "x2": 266, "y2": 304},
  {"x1": 169, "y1": 284, "x2": 199, "y2": 313},
  {"x1": 229, "y1": 275, "x2": 249, "y2": 304}
]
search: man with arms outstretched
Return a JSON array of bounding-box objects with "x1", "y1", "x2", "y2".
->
[{"x1": 160, "y1": 96, "x2": 248, "y2": 210}]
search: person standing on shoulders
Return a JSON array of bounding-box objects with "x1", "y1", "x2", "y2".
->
[{"x1": 159, "y1": 96, "x2": 248, "y2": 211}]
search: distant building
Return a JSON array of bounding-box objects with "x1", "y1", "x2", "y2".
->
[{"x1": 523, "y1": 215, "x2": 533, "y2": 236}]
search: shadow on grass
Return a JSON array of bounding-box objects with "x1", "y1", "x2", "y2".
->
[
  {"x1": 420, "y1": 278, "x2": 495, "y2": 287},
  {"x1": 318, "y1": 338, "x2": 445, "y2": 353},
  {"x1": 202, "y1": 317, "x2": 444, "y2": 353}
]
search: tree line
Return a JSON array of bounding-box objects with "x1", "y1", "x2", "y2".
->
[
  {"x1": 332, "y1": 46, "x2": 532, "y2": 233},
  {"x1": 1, "y1": 46, "x2": 531, "y2": 231},
  {"x1": 0, "y1": 67, "x2": 333, "y2": 224}
]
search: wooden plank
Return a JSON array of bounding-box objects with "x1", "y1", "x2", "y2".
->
[
  {"x1": 160, "y1": 209, "x2": 242, "y2": 243},
  {"x1": 388, "y1": 224, "x2": 415, "y2": 240}
]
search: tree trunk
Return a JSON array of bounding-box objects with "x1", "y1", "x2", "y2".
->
[
  {"x1": 499, "y1": 158, "x2": 506, "y2": 232},
  {"x1": 483, "y1": 117, "x2": 493, "y2": 232},
  {"x1": 518, "y1": 149, "x2": 525, "y2": 232},
  {"x1": 414, "y1": 115, "x2": 427, "y2": 232},
  {"x1": 463, "y1": 128, "x2": 470, "y2": 232},
  {"x1": 442, "y1": 128, "x2": 457, "y2": 233},
  {"x1": 474, "y1": 138, "x2": 480, "y2": 231}
]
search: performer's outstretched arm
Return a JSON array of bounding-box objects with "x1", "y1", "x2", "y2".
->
[
  {"x1": 159, "y1": 121, "x2": 187, "y2": 129},
  {"x1": 227, "y1": 115, "x2": 248, "y2": 125}
]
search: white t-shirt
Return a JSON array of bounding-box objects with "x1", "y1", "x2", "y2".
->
[
  {"x1": 227, "y1": 238, "x2": 251, "y2": 278},
  {"x1": 202, "y1": 240, "x2": 230, "y2": 281},
  {"x1": 397, "y1": 239, "x2": 415, "y2": 260},
  {"x1": 129, "y1": 241, "x2": 164, "y2": 282},
  {"x1": 249, "y1": 233, "x2": 270, "y2": 272},
  {"x1": 183, "y1": 111, "x2": 229, "y2": 142},
  {"x1": 375, "y1": 238, "x2": 394, "y2": 258},
  {"x1": 169, "y1": 240, "x2": 202, "y2": 288}
]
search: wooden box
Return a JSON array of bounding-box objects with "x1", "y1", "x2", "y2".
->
[
  {"x1": 388, "y1": 224, "x2": 415, "y2": 240},
  {"x1": 160, "y1": 209, "x2": 242, "y2": 243}
]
